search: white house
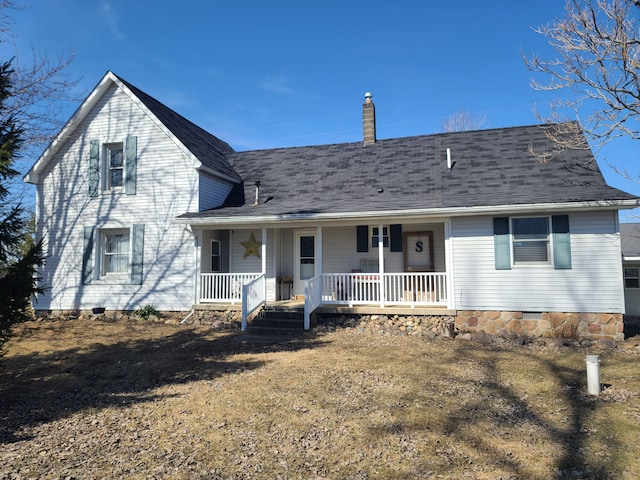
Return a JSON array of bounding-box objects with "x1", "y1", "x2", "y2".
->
[{"x1": 25, "y1": 71, "x2": 639, "y2": 340}]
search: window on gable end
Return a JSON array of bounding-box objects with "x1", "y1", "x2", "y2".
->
[
  {"x1": 88, "y1": 136, "x2": 137, "y2": 196},
  {"x1": 105, "y1": 144, "x2": 124, "y2": 189}
]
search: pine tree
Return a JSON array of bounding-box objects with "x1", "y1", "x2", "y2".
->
[{"x1": 0, "y1": 59, "x2": 45, "y2": 353}]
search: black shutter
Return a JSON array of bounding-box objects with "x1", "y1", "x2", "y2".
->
[
  {"x1": 356, "y1": 225, "x2": 368, "y2": 252},
  {"x1": 390, "y1": 224, "x2": 402, "y2": 252}
]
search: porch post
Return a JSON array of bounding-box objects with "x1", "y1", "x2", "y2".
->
[
  {"x1": 261, "y1": 227, "x2": 267, "y2": 274},
  {"x1": 378, "y1": 223, "x2": 385, "y2": 307},
  {"x1": 261, "y1": 227, "x2": 267, "y2": 301},
  {"x1": 194, "y1": 228, "x2": 202, "y2": 305},
  {"x1": 444, "y1": 220, "x2": 455, "y2": 309}
]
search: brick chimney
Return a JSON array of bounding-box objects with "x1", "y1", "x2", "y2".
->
[{"x1": 362, "y1": 92, "x2": 376, "y2": 145}]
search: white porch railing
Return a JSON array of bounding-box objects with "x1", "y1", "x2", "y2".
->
[
  {"x1": 241, "y1": 274, "x2": 266, "y2": 331},
  {"x1": 318, "y1": 272, "x2": 448, "y2": 307},
  {"x1": 304, "y1": 275, "x2": 323, "y2": 330},
  {"x1": 200, "y1": 273, "x2": 261, "y2": 303}
]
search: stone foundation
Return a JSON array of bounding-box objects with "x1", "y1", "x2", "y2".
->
[
  {"x1": 33, "y1": 309, "x2": 242, "y2": 330},
  {"x1": 314, "y1": 313, "x2": 456, "y2": 338},
  {"x1": 455, "y1": 310, "x2": 624, "y2": 341}
]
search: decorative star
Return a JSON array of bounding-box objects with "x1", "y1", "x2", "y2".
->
[{"x1": 241, "y1": 232, "x2": 261, "y2": 259}]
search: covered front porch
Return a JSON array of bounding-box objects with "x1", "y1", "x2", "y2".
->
[{"x1": 193, "y1": 220, "x2": 454, "y2": 329}]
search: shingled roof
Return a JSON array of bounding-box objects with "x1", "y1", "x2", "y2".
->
[
  {"x1": 114, "y1": 75, "x2": 240, "y2": 182},
  {"x1": 177, "y1": 122, "x2": 637, "y2": 221}
]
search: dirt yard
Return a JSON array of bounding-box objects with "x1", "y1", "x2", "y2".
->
[{"x1": 1, "y1": 318, "x2": 640, "y2": 479}]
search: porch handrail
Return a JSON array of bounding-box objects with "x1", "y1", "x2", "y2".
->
[
  {"x1": 241, "y1": 274, "x2": 266, "y2": 331},
  {"x1": 304, "y1": 275, "x2": 323, "y2": 330},
  {"x1": 318, "y1": 272, "x2": 448, "y2": 307},
  {"x1": 200, "y1": 273, "x2": 261, "y2": 303}
]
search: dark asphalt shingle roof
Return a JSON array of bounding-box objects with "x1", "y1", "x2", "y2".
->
[
  {"x1": 621, "y1": 224, "x2": 640, "y2": 258},
  {"x1": 116, "y1": 75, "x2": 241, "y2": 182},
  {"x1": 177, "y1": 122, "x2": 637, "y2": 219}
]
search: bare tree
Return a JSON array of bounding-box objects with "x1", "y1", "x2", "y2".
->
[
  {"x1": 441, "y1": 108, "x2": 487, "y2": 132},
  {"x1": 525, "y1": 0, "x2": 640, "y2": 148},
  {"x1": 0, "y1": 1, "x2": 81, "y2": 201}
]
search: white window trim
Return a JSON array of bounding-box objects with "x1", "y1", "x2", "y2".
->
[
  {"x1": 100, "y1": 227, "x2": 131, "y2": 279},
  {"x1": 511, "y1": 216, "x2": 552, "y2": 267},
  {"x1": 370, "y1": 225, "x2": 389, "y2": 249},
  {"x1": 103, "y1": 142, "x2": 125, "y2": 192}
]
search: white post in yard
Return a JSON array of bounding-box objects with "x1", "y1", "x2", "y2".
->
[{"x1": 586, "y1": 355, "x2": 601, "y2": 395}]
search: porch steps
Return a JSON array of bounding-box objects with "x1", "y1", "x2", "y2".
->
[{"x1": 241, "y1": 306, "x2": 305, "y2": 342}]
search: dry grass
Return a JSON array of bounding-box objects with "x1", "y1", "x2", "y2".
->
[{"x1": 1, "y1": 319, "x2": 640, "y2": 479}]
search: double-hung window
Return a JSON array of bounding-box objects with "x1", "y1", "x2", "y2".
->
[
  {"x1": 512, "y1": 217, "x2": 550, "y2": 264},
  {"x1": 82, "y1": 224, "x2": 145, "y2": 285},
  {"x1": 494, "y1": 215, "x2": 571, "y2": 270},
  {"x1": 106, "y1": 144, "x2": 124, "y2": 189},
  {"x1": 103, "y1": 229, "x2": 130, "y2": 275},
  {"x1": 371, "y1": 226, "x2": 389, "y2": 248},
  {"x1": 88, "y1": 136, "x2": 137, "y2": 196}
]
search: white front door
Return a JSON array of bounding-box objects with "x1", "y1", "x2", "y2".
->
[{"x1": 294, "y1": 230, "x2": 316, "y2": 297}]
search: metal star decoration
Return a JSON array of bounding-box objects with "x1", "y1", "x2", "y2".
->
[{"x1": 241, "y1": 232, "x2": 261, "y2": 258}]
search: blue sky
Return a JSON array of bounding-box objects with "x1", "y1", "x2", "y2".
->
[{"x1": 6, "y1": 1, "x2": 640, "y2": 220}]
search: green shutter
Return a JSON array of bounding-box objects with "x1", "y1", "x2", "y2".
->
[
  {"x1": 124, "y1": 135, "x2": 137, "y2": 195},
  {"x1": 493, "y1": 217, "x2": 511, "y2": 270},
  {"x1": 131, "y1": 224, "x2": 144, "y2": 284},
  {"x1": 552, "y1": 215, "x2": 571, "y2": 269},
  {"x1": 357, "y1": 225, "x2": 368, "y2": 252},
  {"x1": 390, "y1": 224, "x2": 402, "y2": 252},
  {"x1": 88, "y1": 139, "x2": 100, "y2": 197},
  {"x1": 82, "y1": 226, "x2": 95, "y2": 284}
]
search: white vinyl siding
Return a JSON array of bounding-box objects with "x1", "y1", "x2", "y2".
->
[
  {"x1": 35, "y1": 83, "x2": 199, "y2": 311},
  {"x1": 199, "y1": 174, "x2": 234, "y2": 211},
  {"x1": 452, "y1": 211, "x2": 625, "y2": 313}
]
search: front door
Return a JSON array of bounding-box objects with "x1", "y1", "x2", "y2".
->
[{"x1": 294, "y1": 230, "x2": 316, "y2": 297}]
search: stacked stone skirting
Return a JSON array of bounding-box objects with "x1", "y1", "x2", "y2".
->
[
  {"x1": 455, "y1": 310, "x2": 623, "y2": 341},
  {"x1": 33, "y1": 309, "x2": 624, "y2": 341}
]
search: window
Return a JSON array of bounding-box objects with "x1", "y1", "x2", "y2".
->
[
  {"x1": 493, "y1": 215, "x2": 571, "y2": 270},
  {"x1": 82, "y1": 224, "x2": 145, "y2": 285},
  {"x1": 625, "y1": 268, "x2": 640, "y2": 288},
  {"x1": 106, "y1": 144, "x2": 124, "y2": 189},
  {"x1": 102, "y1": 229, "x2": 130, "y2": 275},
  {"x1": 88, "y1": 136, "x2": 137, "y2": 197},
  {"x1": 371, "y1": 226, "x2": 389, "y2": 248},
  {"x1": 211, "y1": 240, "x2": 221, "y2": 272},
  {"x1": 512, "y1": 217, "x2": 550, "y2": 264}
]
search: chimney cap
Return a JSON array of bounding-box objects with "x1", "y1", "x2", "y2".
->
[{"x1": 364, "y1": 92, "x2": 372, "y2": 101}]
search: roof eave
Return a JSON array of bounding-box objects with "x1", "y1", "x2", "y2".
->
[
  {"x1": 174, "y1": 199, "x2": 640, "y2": 226},
  {"x1": 25, "y1": 71, "x2": 120, "y2": 183}
]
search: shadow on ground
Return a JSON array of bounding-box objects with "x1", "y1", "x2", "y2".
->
[{"x1": 0, "y1": 324, "x2": 325, "y2": 444}]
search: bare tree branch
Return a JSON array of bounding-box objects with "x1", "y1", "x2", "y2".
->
[
  {"x1": 525, "y1": 0, "x2": 640, "y2": 148},
  {"x1": 441, "y1": 108, "x2": 487, "y2": 132}
]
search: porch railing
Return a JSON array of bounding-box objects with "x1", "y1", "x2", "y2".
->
[
  {"x1": 318, "y1": 272, "x2": 448, "y2": 307},
  {"x1": 200, "y1": 273, "x2": 261, "y2": 303},
  {"x1": 241, "y1": 274, "x2": 266, "y2": 331},
  {"x1": 304, "y1": 275, "x2": 323, "y2": 330}
]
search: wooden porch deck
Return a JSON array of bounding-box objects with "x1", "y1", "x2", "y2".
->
[{"x1": 193, "y1": 300, "x2": 455, "y2": 316}]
